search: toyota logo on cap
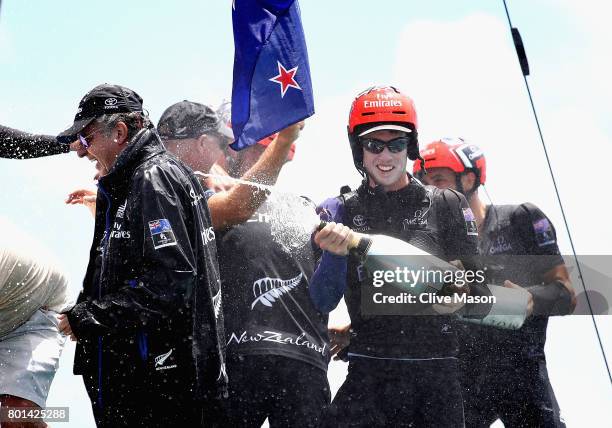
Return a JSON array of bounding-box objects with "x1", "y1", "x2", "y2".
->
[{"x1": 105, "y1": 98, "x2": 118, "y2": 106}]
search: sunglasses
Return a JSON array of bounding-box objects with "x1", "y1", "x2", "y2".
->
[
  {"x1": 361, "y1": 136, "x2": 411, "y2": 154},
  {"x1": 77, "y1": 129, "x2": 102, "y2": 149}
]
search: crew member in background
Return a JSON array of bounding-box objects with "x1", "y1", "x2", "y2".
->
[
  {"x1": 161, "y1": 101, "x2": 331, "y2": 427},
  {"x1": 414, "y1": 138, "x2": 575, "y2": 428},
  {"x1": 157, "y1": 100, "x2": 301, "y2": 230}
]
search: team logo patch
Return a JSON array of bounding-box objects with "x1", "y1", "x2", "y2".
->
[
  {"x1": 533, "y1": 218, "x2": 555, "y2": 247},
  {"x1": 154, "y1": 349, "x2": 177, "y2": 371},
  {"x1": 251, "y1": 273, "x2": 303, "y2": 309},
  {"x1": 489, "y1": 235, "x2": 513, "y2": 254},
  {"x1": 402, "y1": 209, "x2": 427, "y2": 229},
  {"x1": 212, "y1": 289, "x2": 222, "y2": 320},
  {"x1": 462, "y1": 208, "x2": 478, "y2": 236},
  {"x1": 148, "y1": 219, "x2": 177, "y2": 249}
]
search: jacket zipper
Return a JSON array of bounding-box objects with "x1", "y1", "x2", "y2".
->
[{"x1": 96, "y1": 183, "x2": 112, "y2": 410}]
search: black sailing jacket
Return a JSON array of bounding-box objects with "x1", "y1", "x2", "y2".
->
[{"x1": 67, "y1": 128, "x2": 227, "y2": 403}]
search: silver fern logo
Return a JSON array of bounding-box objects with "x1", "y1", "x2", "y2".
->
[
  {"x1": 251, "y1": 273, "x2": 303, "y2": 309},
  {"x1": 217, "y1": 362, "x2": 227, "y2": 381},
  {"x1": 213, "y1": 288, "x2": 222, "y2": 320},
  {"x1": 154, "y1": 349, "x2": 173, "y2": 367}
]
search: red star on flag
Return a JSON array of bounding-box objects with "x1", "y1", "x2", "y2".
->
[{"x1": 269, "y1": 61, "x2": 301, "y2": 98}]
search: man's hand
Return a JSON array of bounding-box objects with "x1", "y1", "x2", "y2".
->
[
  {"x1": 275, "y1": 121, "x2": 305, "y2": 147},
  {"x1": 504, "y1": 280, "x2": 534, "y2": 316},
  {"x1": 66, "y1": 189, "x2": 97, "y2": 217},
  {"x1": 58, "y1": 313, "x2": 77, "y2": 341},
  {"x1": 329, "y1": 324, "x2": 351, "y2": 361},
  {"x1": 432, "y1": 260, "x2": 469, "y2": 314},
  {"x1": 314, "y1": 222, "x2": 353, "y2": 256}
]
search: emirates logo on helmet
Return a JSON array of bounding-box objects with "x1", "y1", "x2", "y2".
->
[
  {"x1": 363, "y1": 99, "x2": 403, "y2": 108},
  {"x1": 349, "y1": 86, "x2": 417, "y2": 133}
]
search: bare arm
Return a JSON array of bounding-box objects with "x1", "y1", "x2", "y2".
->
[{"x1": 207, "y1": 122, "x2": 302, "y2": 230}]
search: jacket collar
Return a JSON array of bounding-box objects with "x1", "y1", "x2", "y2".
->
[
  {"x1": 358, "y1": 174, "x2": 427, "y2": 207},
  {"x1": 99, "y1": 128, "x2": 165, "y2": 191}
]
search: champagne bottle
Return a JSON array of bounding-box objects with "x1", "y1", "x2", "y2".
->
[{"x1": 317, "y1": 221, "x2": 530, "y2": 329}]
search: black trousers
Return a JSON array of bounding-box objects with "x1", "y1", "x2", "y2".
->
[
  {"x1": 81, "y1": 371, "x2": 214, "y2": 427},
  {"x1": 220, "y1": 354, "x2": 330, "y2": 428},
  {"x1": 461, "y1": 357, "x2": 565, "y2": 428},
  {"x1": 322, "y1": 357, "x2": 464, "y2": 428}
]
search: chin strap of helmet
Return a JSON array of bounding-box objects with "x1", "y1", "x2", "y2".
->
[
  {"x1": 416, "y1": 154, "x2": 426, "y2": 176},
  {"x1": 454, "y1": 174, "x2": 465, "y2": 195}
]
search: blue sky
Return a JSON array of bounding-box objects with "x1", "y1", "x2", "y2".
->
[{"x1": 1, "y1": 1, "x2": 611, "y2": 426}]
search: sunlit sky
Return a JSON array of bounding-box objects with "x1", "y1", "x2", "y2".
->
[{"x1": 1, "y1": 1, "x2": 611, "y2": 426}]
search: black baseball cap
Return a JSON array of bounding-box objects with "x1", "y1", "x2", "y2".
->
[
  {"x1": 157, "y1": 100, "x2": 234, "y2": 141},
  {"x1": 57, "y1": 84, "x2": 143, "y2": 144}
]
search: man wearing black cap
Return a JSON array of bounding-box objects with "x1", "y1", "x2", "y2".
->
[
  {"x1": 56, "y1": 84, "x2": 227, "y2": 427},
  {"x1": 157, "y1": 100, "x2": 233, "y2": 177},
  {"x1": 158, "y1": 100, "x2": 301, "y2": 230}
]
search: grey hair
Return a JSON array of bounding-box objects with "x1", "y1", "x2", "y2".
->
[{"x1": 95, "y1": 111, "x2": 151, "y2": 141}]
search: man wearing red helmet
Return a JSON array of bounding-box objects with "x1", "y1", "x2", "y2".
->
[
  {"x1": 310, "y1": 87, "x2": 489, "y2": 427},
  {"x1": 414, "y1": 138, "x2": 575, "y2": 428}
]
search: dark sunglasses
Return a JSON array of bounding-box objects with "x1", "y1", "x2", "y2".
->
[{"x1": 361, "y1": 136, "x2": 411, "y2": 154}]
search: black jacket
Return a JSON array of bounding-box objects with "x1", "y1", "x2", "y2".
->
[
  {"x1": 0, "y1": 124, "x2": 68, "y2": 159},
  {"x1": 68, "y1": 129, "x2": 226, "y2": 404}
]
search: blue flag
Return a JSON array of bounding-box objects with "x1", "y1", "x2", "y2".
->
[{"x1": 230, "y1": 0, "x2": 314, "y2": 150}]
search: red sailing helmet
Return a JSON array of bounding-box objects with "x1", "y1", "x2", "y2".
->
[
  {"x1": 413, "y1": 138, "x2": 487, "y2": 186},
  {"x1": 347, "y1": 86, "x2": 419, "y2": 174}
]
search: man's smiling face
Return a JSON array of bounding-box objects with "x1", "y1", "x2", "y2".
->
[{"x1": 362, "y1": 129, "x2": 409, "y2": 191}]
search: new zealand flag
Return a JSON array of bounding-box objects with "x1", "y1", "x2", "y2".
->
[{"x1": 230, "y1": 0, "x2": 314, "y2": 150}]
